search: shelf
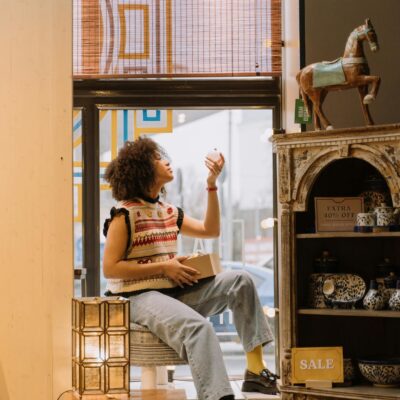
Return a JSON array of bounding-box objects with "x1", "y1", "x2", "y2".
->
[
  {"x1": 279, "y1": 383, "x2": 400, "y2": 399},
  {"x1": 296, "y1": 232, "x2": 400, "y2": 239},
  {"x1": 298, "y1": 308, "x2": 400, "y2": 318}
]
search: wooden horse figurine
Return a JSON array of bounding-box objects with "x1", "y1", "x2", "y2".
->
[{"x1": 297, "y1": 18, "x2": 380, "y2": 130}]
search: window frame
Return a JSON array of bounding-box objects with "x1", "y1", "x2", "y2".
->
[{"x1": 73, "y1": 78, "x2": 281, "y2": 298}]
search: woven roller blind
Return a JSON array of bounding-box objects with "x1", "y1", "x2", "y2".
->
[{"x1": 73, "y1": 0, "x2": 281, "y2": 78}]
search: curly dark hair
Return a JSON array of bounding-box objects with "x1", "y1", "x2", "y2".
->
[{"x1": 104, "y1": 137, "x2": 169, "y2": 201}]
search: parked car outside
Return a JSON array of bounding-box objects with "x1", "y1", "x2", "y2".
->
[
  {"x1": 209, "y1": 261, "x2": 275, "y2": 335},
  {"x1": 258, "y1": 256, "x2": 274, "y2": 270}
]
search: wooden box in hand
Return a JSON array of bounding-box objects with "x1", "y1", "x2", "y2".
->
[{"x1": 182, "y1": 253, "x2": 222, "y2": 279}]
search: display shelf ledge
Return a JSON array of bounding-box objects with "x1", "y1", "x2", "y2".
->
[
  {"x1": 298, "y1": 308, "x2": 400, "y2": 318},
  {"x1": 279, "y1": 384, "x2": 400, "y2": 399},
  {"x1": 296, "y1": 232, "x2": 400, "y2": 239}
]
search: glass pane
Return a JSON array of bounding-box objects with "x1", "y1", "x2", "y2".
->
[
  {"x1": 99, "y1": 110, "x2": 136, "y2": 295},
  {"x1": 73, "y1": 109, "x2": 84, "y2": 297},
  {"x1": 99, "y1": 109, "x2": 275, "y2": 378}
]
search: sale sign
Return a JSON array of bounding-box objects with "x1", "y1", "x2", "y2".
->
[{"x1": 291, "y1": 347, "x2": 344, "y2": 384}]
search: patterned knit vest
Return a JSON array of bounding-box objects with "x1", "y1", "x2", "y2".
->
[{"x1": 104, "y1": 198, "x2": 183, "y2": 294}]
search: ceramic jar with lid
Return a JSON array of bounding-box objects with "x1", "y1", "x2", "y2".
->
[
  {"x1": 355, "y1": 212, "x2": 375, "y2": 233},
  {"x1": 363, "y1": 280, "x2": 385, "y2": 310},
  {"x1": 388, "y1": 280, "x2": 400, "y2": 311},
  {"x1": 374, "y1": 203, "x2": 396, "y2": 227},
  {"x1": 356, "y1": 212, "x2": 376, "y2": 227},
  {"x1": 359, "y1": 174, "x2": 391, "y2": 213}
]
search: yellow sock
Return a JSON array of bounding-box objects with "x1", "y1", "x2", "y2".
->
[{"x1": 246, "y1": 345, "x2": 266, "y2": 374}]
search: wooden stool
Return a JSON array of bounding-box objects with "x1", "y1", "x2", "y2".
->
[{"x1": 130, "y1": 322, "x2": 187, "y2": 389}]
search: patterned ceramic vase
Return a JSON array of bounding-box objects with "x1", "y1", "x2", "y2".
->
[
  {"x1": 336, "y1": 358, "x2": 357, "y2": 387},
  {"x1": 374, "y1": 203, "x2": 396, "y2": 227},
  {"x1": 309, "y1": 273, "x2": 330, "y2": 308},
  {"x1": 359, "y1": 174, "x2": 391, "y2": 213},
  {"x1": 356, "y1": 212, "x2": 376, "y2": 227},
  {"x1": 363, "y1": 280, "x2": 385, "y2": 310},
  {"x1": 344, "y1": 358, "x2": 356, "y2": 383},
  {"x1": 388, "y1": 281, "x2": 400, "y2": 311},
  {"x1": 383, "y1": 272, "x2": 398, "y2": 307},
  {"x1": 383, "y1": 288, "x2": 397, "y2": 308}
]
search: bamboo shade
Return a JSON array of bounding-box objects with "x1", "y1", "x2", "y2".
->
[{"x1": 73, "y1": 0, "x2": 281, "y2": 78}]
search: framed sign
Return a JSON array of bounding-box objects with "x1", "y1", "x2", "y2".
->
[
  {"x1": 315, "y1": 197, "x2": 363, "y2": 232},
  {"x1": 292, "y1": 347, "x2": 344, "y2": 384}
]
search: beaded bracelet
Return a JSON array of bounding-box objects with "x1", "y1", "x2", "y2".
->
[{"x1": 206, "y1": 186, "x2": 218, "y2": 192}]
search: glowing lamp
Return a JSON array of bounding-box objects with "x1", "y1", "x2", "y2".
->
[{"x1": 72, "y1": 297, "x2": 130, "y2": 397}]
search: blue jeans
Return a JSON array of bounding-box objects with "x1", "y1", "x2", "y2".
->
[{"x1": 129, "y1": 270, "x2": 274, "y2": 400}]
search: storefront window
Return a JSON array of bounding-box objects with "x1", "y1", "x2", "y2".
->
[{"x1": 98, "y1": 108, "x2": 276, "y2": 378}]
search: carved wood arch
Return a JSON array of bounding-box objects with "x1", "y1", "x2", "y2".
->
[
  {"x1": 292, "y1": 145, "x2": 400, "y2": 212},
  {"x1": 273, "y1": 125, "x2": 400, "y2": 400}
]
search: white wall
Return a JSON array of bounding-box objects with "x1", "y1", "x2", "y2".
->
[{"x1": 0, "y1": 1, "x2": 72, "y2": 399}]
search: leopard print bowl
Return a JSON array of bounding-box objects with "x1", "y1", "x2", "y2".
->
[{"x1": 358, "y1": 358, "x2": 400, "y2": 387}]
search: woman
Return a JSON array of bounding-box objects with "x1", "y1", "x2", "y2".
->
[{"x1": 103, "y1": 137, "x2": 278, "y2": 400}]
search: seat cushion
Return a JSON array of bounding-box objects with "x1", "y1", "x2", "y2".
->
[{"x1": 130, "y1": 323, "x2": 187, "y2": 366}]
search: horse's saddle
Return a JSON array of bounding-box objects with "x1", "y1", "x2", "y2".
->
[{"x1": 313, "y1": 58, "x2": 346, "y2": 88}]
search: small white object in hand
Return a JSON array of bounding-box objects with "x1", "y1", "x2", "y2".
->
[{"x1": 207, "y1": 148, "x2": 220, "y2": 162}]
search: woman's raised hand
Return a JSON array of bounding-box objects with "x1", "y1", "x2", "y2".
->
[
  {"x1": 163, "y1": 256, "x2": 201, "y2": 288},
  {"x1": 205, "y1": 152, "x2": 225, "y2": 187}
]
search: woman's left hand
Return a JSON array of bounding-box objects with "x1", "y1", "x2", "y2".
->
[{"x1": 205, "y1": 152, "x2": 225, "y2": 187}]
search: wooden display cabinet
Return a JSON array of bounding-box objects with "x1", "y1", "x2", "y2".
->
[{"x1": 272, "y1": 123, "x2": 400, "y2": 400}]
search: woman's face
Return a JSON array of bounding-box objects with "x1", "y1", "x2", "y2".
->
[{"x1": 153, "y1": 152, "x2": 173, "y2": 185}]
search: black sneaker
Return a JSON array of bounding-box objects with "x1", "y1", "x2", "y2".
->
[{"x1": 241, "y1": 368, "x2": 279, "y2": 395}]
